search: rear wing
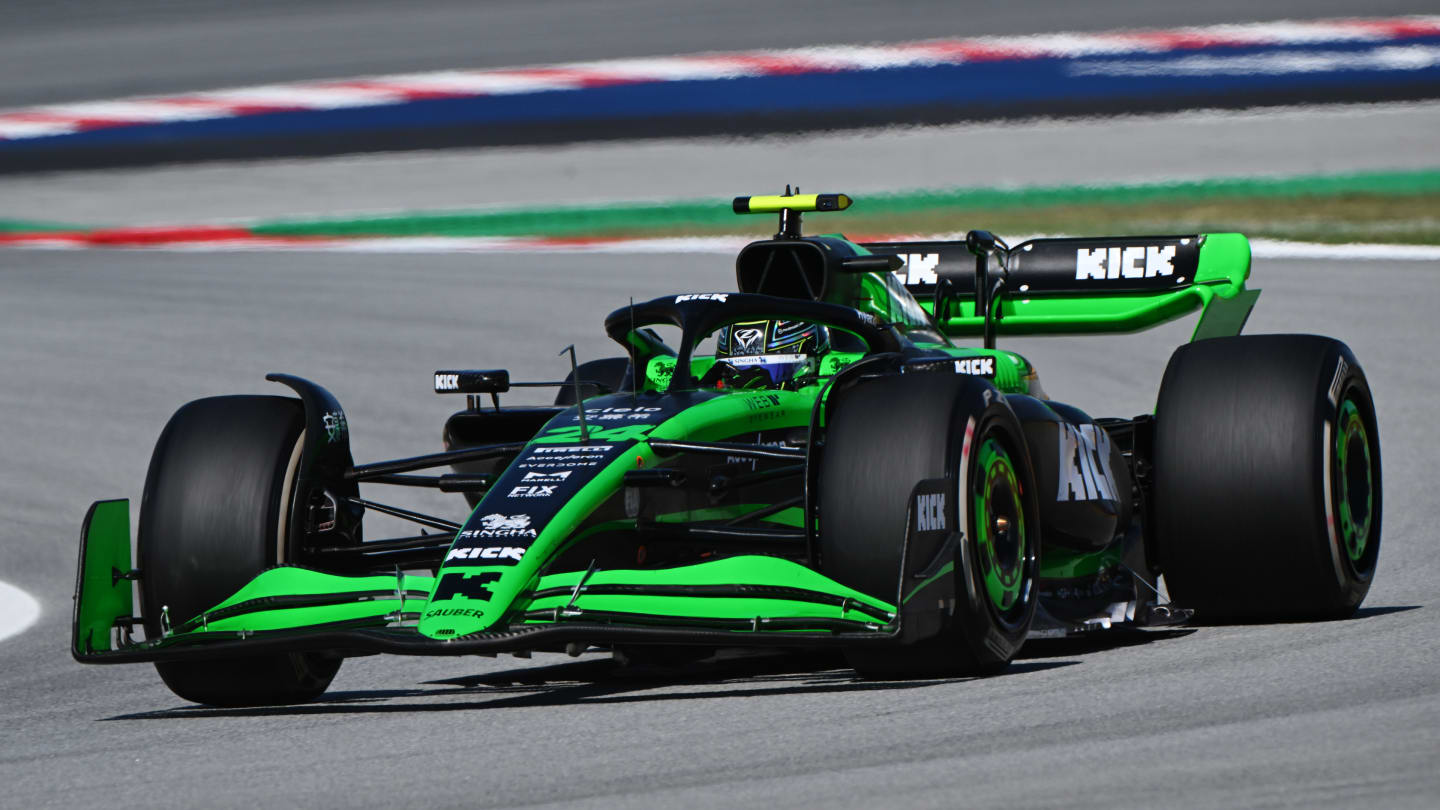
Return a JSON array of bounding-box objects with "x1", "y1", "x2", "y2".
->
[{"x1": 860, "y1": 233, "x2": 1258, "y2": 342}]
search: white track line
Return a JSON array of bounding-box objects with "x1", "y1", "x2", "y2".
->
[
  {"x1": 6, "y1": 233, "x2": 1439, "y2": 261},
  {"x1": 1250, "y1": 238, "x2": 1440, "y2": 261},
  {"x1": 0, "y1": 581, "x2": 41, "y2": 643}
]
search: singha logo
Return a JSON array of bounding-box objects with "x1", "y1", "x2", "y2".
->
[
  {"x1": 480, "y1": 514, "x2": 530, "y2": 530},
  {"x1": 459, "y1": 513, "x2": 538, "y2": 540}
]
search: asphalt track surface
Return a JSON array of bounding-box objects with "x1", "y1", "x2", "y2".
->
[
  {"x1": 6, "y1": 102, "x2": 1438, "y2": 227},
  {"x1": 6, "y1": 0, "x2": 1438, "y2": 109},
  {"x1": 0, "y1": 248, "x2": 1436, "y2": 808}
]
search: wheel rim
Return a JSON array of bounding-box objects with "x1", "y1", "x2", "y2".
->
[
  {"x1": 972, "y1": 436, "x2": 1029, "y2": 618},
  {"x1": 1334, "y1": 397, "x2": 1374, "y2": 564}
]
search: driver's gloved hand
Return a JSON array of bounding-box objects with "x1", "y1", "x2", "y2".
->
[
  {"x1": 729, "y1": 367, "x2": 771, "y2": 389},
  {"x1": 699, "y1": 362, "x2": 772, "y2": 390}
]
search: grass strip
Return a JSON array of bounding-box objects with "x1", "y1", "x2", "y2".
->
[
  {"x1": 245, "y1": 169, "x2": 1440, "y2": 245},
  {"x1": 0, "y1": 218, "x2": 91, "y2": 233}
]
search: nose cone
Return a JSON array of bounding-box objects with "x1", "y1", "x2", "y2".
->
[{"x1": 417, "y1": 565, "x2": 515, "y2": 638}]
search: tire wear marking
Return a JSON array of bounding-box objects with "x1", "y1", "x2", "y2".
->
[
  {"x1": 957, "y1": 417, "x2": 979, "y2": 608},
  {"x1": 1320, "y1": 418, "x2": 1347, "y2": 588},
  {"x1": 1328, "y1": 355, "x2": 1350, "y2": 405}
]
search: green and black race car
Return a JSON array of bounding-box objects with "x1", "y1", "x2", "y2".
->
[{"x1": 73, "y1": 192, "x2": 1382, "y2": 706}]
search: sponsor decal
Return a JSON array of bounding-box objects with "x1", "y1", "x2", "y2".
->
[
  {"x1": 523, "y1": 470, "x2": 571, "y2": 483},
  {"x1": 648, "y1": 357, "x2": 675, "y2": 388},
  {"x1": 445, "y1": 545, "x2": 526, "y2": 562},
  {"x1": 534, "y1": 424, "x2": 654, "y2": 443},
  {"x1": 1057, "y1": 423, "x2": 1117, "y2": 502},
  {"x1": 571, "y1": 405, "x2": 663, "y2": 424},
  {"x1": 1075, "y1": 245, "x2": 1178, "y2": 281},
  {"x1": 508, "y1": 485, "x2": 556, "y2": 498},
  {"x1": 894, "y1": 253, "x2": 941, "y2": 286},
  {"x1": 517, "y1": 444, "x2": 613, "y2": 468},
  {"x1": 518, "y1": 457, "x2": 601, "y2": 470},
  {"x1": 322, "y1": 410, "x2": 347, "y2": 443},
  {"x1": 424, "y1": 607, "x2": 485, "y2": 619},
  {"x1": 742, "y1": 393, "x2": 783, "y2": 411},
  {"x1": 431, "y1": 570, "x2": 502, "y2": 601},
  {"x1": 434, "y1": 372, "x2": 460, "y2": 391},
  {"x1": 675, "y1": 293, "x2": 729, "y2": 303},
  {"x1": 458, "y1": 513, "x2": 537, "y2": 539},
  {"x1": 727, "y1": 353, "x2": 807, "y2": 367},
  {"x1": 954, "y1": 357, "x2": 996, "y2": 377},
  {"x1": 733, "y1": 327, "x2": 765, "y2": 354},
  {"x1": 916, "y1": 491, "x2": 946, "y2": 532}
]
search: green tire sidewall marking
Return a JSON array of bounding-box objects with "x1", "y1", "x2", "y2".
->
[
  {"x1": 972, "y1": 436, "x2": 1025, "y2": 613},
  {"x1": 1335, "y1": 396, "x2": 1373, "y2": 563}
]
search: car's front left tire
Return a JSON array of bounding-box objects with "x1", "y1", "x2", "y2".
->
[{"x1": 819, "y1": 372, "x2": 1040, "y2": 678}]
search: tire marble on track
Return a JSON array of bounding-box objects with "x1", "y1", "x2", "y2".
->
[{"x1": 0, "y1": 249, "x2": 1436, "y2": 808}]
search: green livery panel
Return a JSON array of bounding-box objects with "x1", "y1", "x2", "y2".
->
[{"x1": 72, "y1": 500, "x2": 134, "y2": 657}]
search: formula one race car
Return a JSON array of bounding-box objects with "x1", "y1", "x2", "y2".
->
[{"x1": 73, "y1": 192, "x2": 1381, "y2": 706}]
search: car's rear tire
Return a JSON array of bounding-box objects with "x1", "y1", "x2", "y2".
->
[
  {"x1": 1154, "y1": 335, "x2": 1381, "y2": 622},
  {"x1": 820, "y1": 373, "x2": 1040, "y2": 678},
  {"x1": 139, "y1": 395, "x2": 341, "y2": 706}
]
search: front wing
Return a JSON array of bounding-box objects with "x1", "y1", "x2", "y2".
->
[{"x1": 73, "y1": 500, "x2": 922, "y2": 665}]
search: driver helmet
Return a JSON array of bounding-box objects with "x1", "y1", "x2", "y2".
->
[{"x1": 712, "y1": 319, "x2": 830, "y2": 389}]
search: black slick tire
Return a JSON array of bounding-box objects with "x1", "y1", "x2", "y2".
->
[
  {"x1": 138, "y1": 395, "x2": 341, "y2": 706},
  {"x1": 1154, "y1": 335, "x2": 1381, "y2": 622},
  {"x1": 819, "y1": 373, "x2": 1040, "y2": 678}
]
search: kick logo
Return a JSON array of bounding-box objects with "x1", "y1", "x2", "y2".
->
[
  {"x1": 1075, "y1": 245, "x2": 1178, "y2": 281},
  {"x1": 430, "y1": 570, "x2": 502, "y2": 602},
  {"x1": 1057, "y1": 424, "x2": 1117, "y2": 502},
  {"x1": 445, "y1": 546, "x2": 525, "y2": 562},
  {"x1": 675, "y1": 293, "x2": 728, "y2": 303},
  {"x1": 894, "y1": 253, "x2": 940, "y2": 285},
  {"x1": 916, "y1": 491, "x2": 947, "y2": 532},
  {"x1": 954, "y1": 357, "x2": 996, "y2": 377}
]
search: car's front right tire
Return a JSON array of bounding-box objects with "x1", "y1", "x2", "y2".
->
[{"x1": 139, "y1": 395, "x2": 341, "y2": 706}]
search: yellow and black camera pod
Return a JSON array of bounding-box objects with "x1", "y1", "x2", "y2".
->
[{"x1": 732, "y1": 188, "x2": 853, "y2": 239}]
